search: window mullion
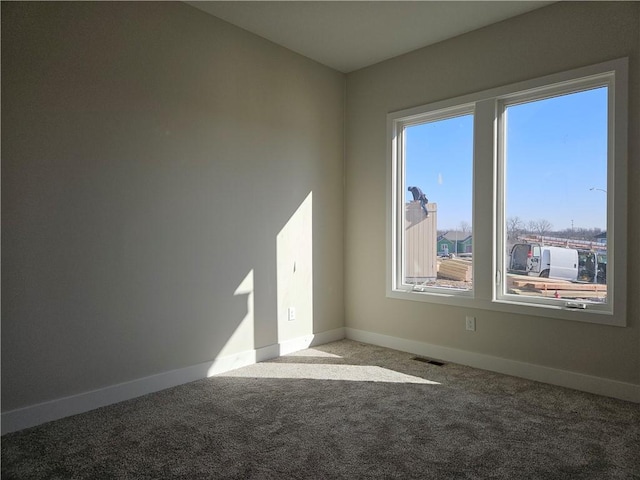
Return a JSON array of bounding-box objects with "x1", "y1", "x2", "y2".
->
[{"x1": 472, "y1": 100, "x2": 497, "y2": 302}]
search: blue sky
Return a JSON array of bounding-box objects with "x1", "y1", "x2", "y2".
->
[
  {"x1": 405, "y1": 114, "x2": 474, "y2": 230},
  {"x1": 405, "y1": 87, "x2": 608, "y2": 231}
]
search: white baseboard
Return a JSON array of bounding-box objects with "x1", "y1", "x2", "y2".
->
[
  {"x1": 13, "y1": 325, "x2": 632, "y2": 435},
  {"x1": 345, "y1": 328, "x2": 640, "y2": 404},
  {"x1": 1, "y1": 327, "x2": 345, "y2": 435},
  {"x1": 278, "y1": 326, "x2": 346, "y2": 356}
]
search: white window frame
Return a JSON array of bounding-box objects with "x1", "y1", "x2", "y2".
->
[
  {"x1": 390, "y1": 103, "x2": 475, "y2": 298},
  {"x1": 387, "y1": 58, "x2": 628, "y2": 326}
]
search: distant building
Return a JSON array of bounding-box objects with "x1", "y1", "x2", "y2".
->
[{"x1": 437, "y1": 231, "x2": 472, "y2": 255}]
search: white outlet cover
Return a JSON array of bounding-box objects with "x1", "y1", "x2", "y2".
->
[{"x1": 465, "y1": 316, "x2": 476, "y2": 331}]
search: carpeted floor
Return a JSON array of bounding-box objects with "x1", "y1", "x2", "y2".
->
[{"x1": 2, "y1": 339, "x2": 639, "y2": 479}]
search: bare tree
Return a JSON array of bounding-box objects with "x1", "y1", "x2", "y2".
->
[
  {"x1": 507, "y1": 216, "x2": 523, "y2": 240},
  {"x1": 532, "y1": 219, "x2": 553, "y2": 236},
  {"x1": 459, "y1": 221, "x2": 471, "y2": 236}
]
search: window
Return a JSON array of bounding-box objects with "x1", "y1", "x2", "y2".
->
[
  {"x1": 388, "y1": 58, "x2": 627, "y2": 325},
  {"x1": 400, "y1": 109, "x2": 474, "y2": 293},
  {"x1": 498, "y1": 84, "x2": 611, "y2": 311}
]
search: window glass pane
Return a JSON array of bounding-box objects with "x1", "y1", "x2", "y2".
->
[
  {"x1": 404, "y1": 114, "x2": 473, "y2": 291},
  {"x1": 504, "y1": 87, "x2": 608, "y2": 303}
]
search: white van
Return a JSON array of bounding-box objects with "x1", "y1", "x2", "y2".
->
[{"x1": 509, "y1": 243, "x2": 578, "y2": 281}]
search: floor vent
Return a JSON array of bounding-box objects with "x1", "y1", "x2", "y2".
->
[{"x1": 412, "y1": 357, "x2": 446, "y2": 367}]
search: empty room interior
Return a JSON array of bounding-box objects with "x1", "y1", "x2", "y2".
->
[{"x1": 2, "y1": 1, "x2": 639, "y2": 477}]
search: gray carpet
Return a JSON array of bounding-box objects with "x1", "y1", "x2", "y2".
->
[{"x1": 2, "y1": 340, "x2": 639, "y2": 479}]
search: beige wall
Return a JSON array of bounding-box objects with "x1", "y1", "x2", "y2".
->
[
  {"x1": 345, "y1": 2, "x2": 640, "y2": 384},
  {"x1": 1, "y1": 2, "x2": 345, "y2": 411}
]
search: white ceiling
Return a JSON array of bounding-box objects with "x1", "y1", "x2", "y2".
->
[{"x1": 187, "y1": 1, "x2": 553, "y2": 73}]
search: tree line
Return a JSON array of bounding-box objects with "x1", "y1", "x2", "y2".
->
[
  {"x1": 507, "y1": 216, "x2": 604, "y2": 241},
  {"x1": 437, "y1": 218, "x2": 603, "y2": 242}
]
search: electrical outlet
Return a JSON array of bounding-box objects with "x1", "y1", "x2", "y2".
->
[
  {"x1": 465, "y1": 316, "x2": 476, "y2": 331},
  {"x1": 288, "y1": 307, "x2": 296, "y2": 321}
]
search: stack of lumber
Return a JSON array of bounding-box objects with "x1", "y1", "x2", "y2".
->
[
  {"x1": 507, "y1": 274, "x2": 606, "y2": 299},
  {"x1": 437, "y1": 259, "x2": 472, "y2": 282}
]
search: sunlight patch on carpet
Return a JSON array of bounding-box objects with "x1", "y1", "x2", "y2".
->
[
  {"x1": 284, "y1": 349, "x2": 342, "y2": 358},
  {"x1": 219, "y1": 363, "x2": 440, "y2": 384}
]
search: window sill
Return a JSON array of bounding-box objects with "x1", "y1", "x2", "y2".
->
[{"x1": 387, "y1": 287, "x2": 625, "y2": 327}]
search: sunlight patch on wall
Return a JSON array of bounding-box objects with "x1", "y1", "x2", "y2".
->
[{"x1": 277, "y1": 192, "x2": 313, "y2": 343}]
